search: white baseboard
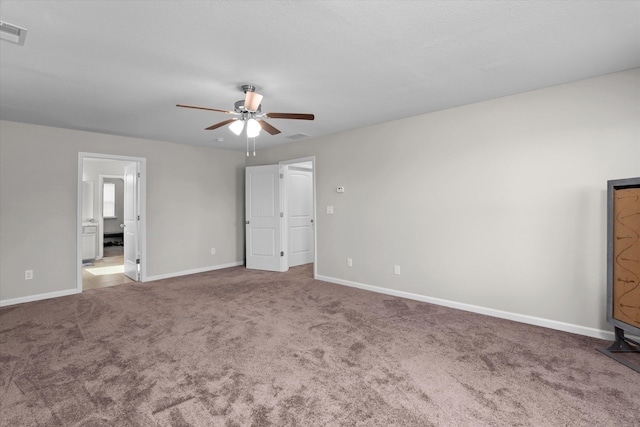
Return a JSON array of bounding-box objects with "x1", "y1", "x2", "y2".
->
[
  {"x1": 0, "y1": 267, "x2": 619, "y2": 343},
  {"x1": 0, "y1": 288, "x2": 81, "y2": 307},
  {"x1": 315, "y1": 274, "x2": 616, "y2": 341},
  {"x1": 0, "y1": 262, "x2": 244, "y2": 307},
  {"x1": 144, "y1": 261, "x2": 244, "y2": 282}
]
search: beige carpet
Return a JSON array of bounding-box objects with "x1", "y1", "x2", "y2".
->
[{"x1": 1, "y1": 264, "x2": 639, "y2": 426}]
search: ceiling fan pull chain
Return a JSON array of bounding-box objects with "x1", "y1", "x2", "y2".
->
[
  {"x1": 246, "y1": 134, "x2": 249, "y2": 157},
  {"x1": 253, "y1": 137, "x2": 256, "y2": 156}
]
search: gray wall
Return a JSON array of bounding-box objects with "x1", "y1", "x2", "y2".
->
[
  {"x1": 0, "y1": 121, "x2": 245, "y2": 302},
  {"x1": 248, "y1": 69, "x2": 640, "y2": 334}
]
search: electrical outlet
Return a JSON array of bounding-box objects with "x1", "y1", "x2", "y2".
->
[
  {"x1": 393, "y1": 265, "x2": 401, "y2": 275},
  {"x1": 25, "y1": 270, "x2": 33, "y2": 280},
  {"x1": 347, "y1": 258, "x2": 353, "y2": 267},
  {"x1": 211, "y1": 248, "x2": 216, "y2": 255}
]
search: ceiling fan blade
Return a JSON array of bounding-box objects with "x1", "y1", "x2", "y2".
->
[
  {"x1": 266, "y1": 113, "x2": 315, "y2": 120},
  {"x1": 258, "y1": 120, "x2": 281, "y2": 135},
  {"x1": 205, "y1": 118, "x2": 237, "y2": 130},
  {"x1": 176, "y1": 104, "x2": 233, "y2": 114},
  {"x1": 245, "y1": 92, "x2": 263, "y2": 112}
]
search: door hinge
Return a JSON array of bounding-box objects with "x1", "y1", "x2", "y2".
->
[
  {"x1": 280, "y1": 212, "x2": 284, "y2": 218},
  {"x1": 136, "y1": 258, "x2": 140, "y2": 264},
  {"x1": 280, "y1": 251, "x2": 284, "y2": 257},
  {"x1": 137, "y1": 172, "x2": 140, "y2": 178},
  {"x1": 280, "y1": 173, "x2": 284, "y2": 179},
  {"x1": 137, "y1": 215, "x2": 140, "y2": 220}
]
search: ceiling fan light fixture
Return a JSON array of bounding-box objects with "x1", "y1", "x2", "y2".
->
[
  {"x1": 229, "y1": 119, "x2": 245, "y2": 135},
  {"x1": 246, "y1": 118, "x2": 261, "y2": 138},
  {"x1": 245, "y1": 92, "x2": 263, "y2": 111}
]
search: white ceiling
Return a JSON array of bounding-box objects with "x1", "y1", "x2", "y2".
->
[{"x1": 1, "y1": 1, "x2": 639, "y2": 152}]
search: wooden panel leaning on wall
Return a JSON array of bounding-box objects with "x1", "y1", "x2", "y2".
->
[{"x1": 612, "y1": 187, "x2": 640, "y2": 329}]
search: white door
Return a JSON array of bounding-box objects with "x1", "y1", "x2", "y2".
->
[
  {"x1": 245, "y1": 165, "x2": 287, "y2": 272},
  {"x1": 287, "y1": 166, "x2": 314, "y2": 267},
  {"x1": 123, "y1": 163, "x2": 139, "y2": 280}
]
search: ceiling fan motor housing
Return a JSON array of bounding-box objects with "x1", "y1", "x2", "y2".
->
[{"x1": 234, "y1": 99, "x2": 261, "y2": 114}]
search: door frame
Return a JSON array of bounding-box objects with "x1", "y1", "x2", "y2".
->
[
  {"x1": 77, "y1": 152, "x2": 147, "y2": 291},
  {"x1": 279, "y1": 156, "x2": 317, "y2": 278}
]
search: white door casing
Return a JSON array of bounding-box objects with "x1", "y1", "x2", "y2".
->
[
  {"x1": 245, "y1": 165, "x2": 287, "y2": 272},
  {"x1": 78, "y1": 152, "x2": 146, "y2": 292},
  {"x1": 123, "y1": 163, "x2": 140, "y2": 280},
  {"x1": 286, "y1": 166, "x2": 315, "y2": 267}
]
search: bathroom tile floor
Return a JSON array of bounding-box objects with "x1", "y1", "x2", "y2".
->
[{"x1": 82, "y1": 255, "x2": 135, "y2": 291}]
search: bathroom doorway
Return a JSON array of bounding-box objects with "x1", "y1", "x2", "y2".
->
[{"x1": 78, "y1": 153, "x2": 146, "y2": 291}]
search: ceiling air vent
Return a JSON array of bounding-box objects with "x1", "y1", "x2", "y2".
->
[
  {"x1": 286, "y1": 133, "x2": 310, "y2": 140},
  {"x1": 0, "y1": 21, "x2": 27, "y2": 45}
]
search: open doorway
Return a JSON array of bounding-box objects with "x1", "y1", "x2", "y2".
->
[
  {"x1": 283, "y1": 160, "x2": 314, "y2": 267},
  {"x1": 101, "y1": 176, "x2": 125, "y2": 257},
  {"x1": 77, "y1": 153, "x2": 146, "y2": 291},
  {"x1": 245, "y1": 156, "x2": 316, "y2": 277}
]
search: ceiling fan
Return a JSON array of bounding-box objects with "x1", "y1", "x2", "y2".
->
[{"x1": 176, "y1": 84, "x2": 314, "y2": 141}]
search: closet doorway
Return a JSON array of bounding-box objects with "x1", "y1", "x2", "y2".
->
[{"x1": 245, "y1": 156, "x2": 316, "y2": 276}]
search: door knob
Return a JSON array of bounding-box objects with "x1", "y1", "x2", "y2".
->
[{"x1": 120, "y1": 224, "x2": 125, "y2": 229}]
